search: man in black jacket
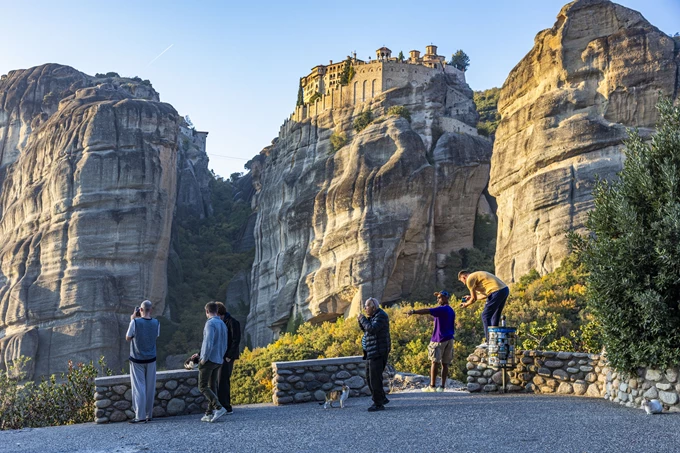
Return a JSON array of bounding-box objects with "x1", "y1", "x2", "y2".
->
[
  {"x1": 358, "y1": 297, "x2": 391, "y2": 412},
  {"x1": 216, "y1": 302, "x2": 241, "y2": 414}
]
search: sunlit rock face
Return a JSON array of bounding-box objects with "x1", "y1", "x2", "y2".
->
[
  {"x1": 247, "y1": 71, "x2": 492, "y2": 347},
  {"x1": 0, "y1": 64, "x2": 210, "y2": 378},
  {"x1": 490, "y1": 0, "x2": 680, "y2": 282}
]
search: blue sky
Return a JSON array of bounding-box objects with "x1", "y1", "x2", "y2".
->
[{"x1": 1, "y1": 0, "x2": 678, "y2": 178}]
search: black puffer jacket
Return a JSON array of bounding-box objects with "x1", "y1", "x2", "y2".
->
[{"x1": 358, "y1": 309, "x2": 391, "y2": 359}]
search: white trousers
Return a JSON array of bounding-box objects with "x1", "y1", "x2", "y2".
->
[{"x1": 130, "y1": 361, "x2": 157, "y2": 421}]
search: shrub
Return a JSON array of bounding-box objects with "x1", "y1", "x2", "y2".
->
[
  {"x1": 353, "y1": 110, "x2": 373, "y2": 132},
  {"x1": 387, "y1": 106, "x2": 411, "y2": 122},
  {"x1": 42, "y1": 92, "x2": 57, "y2": 105},
  {"x1": 474, "y1": 88, "x2": 500, "y2": 138},
  {"x1": 329, "y1": 132, "x2": 347, "y2": 152},
  {"x1": 571, "y1": 97, "x2": 680, "y2": 372},
  {"x1": 0, "y1": 357, "x2": 107, "y2": 430},
  {"x1": 308, "y1": 92, "x2": 321, "y2": 104}
]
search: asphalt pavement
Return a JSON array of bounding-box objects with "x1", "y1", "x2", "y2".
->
[{"x1": 1, "y1": 391, "x2": 677, "y2": 453}]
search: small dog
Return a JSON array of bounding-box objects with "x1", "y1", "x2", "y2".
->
[{"x1": 184, "y1": 354, "x2": 199, "y2": 370}]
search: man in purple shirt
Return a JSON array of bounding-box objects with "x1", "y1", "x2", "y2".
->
[{"x1": 407, "y1": 290, "x2": 456, "y2": 392}]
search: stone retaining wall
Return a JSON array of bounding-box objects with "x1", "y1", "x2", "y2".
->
[
  {"x1": 466, "y1": 349, "x2": 606, "y2": 397},
  {"x1": 94, "y1": 369, "x2": 204, "y2": 424},
  {"x1": 272, "y1": 356, "x2": 389, "y2": 405},
  {"x1": 604, "y1": 367, "x2": 680, "y2": 412},
  {"x1": 466, "y1": 349, "x2": 680, "y2": 412}
]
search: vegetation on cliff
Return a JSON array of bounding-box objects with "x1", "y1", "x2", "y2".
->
[
  {"x1": 571, "y1": 98, "x2": 680, "y2": 372},
  {"x1": 159, "y1": 173, "x2": 254, "y2": 363},
  {"x1": 473, "y1": 88, "x2": 500, "y2": 138}
]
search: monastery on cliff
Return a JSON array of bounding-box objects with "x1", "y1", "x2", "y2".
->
[{"x1": 292, "y1": 45, "x2": 465, "y2": 121}]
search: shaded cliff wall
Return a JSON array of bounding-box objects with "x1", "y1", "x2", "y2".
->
[{"x1": 0, "y1": 64, "x2": 210, "y2": 378}]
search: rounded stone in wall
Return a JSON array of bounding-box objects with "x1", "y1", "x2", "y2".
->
[
  {"x1": 124, "y1": 389, "x2": 132, "y2": 401},
  {"x1": 287, "y1": 375, "x2": 301, "y2": 384},
  {"x1": 186, "y1": 378, "x2": 197, "y2": 385},
  {"x1": 167, "y1": 398, "x2": 186, "y2": 415},
  {"x1": 306, "y1": 381, "x2": 322, "y2": 391},
  {"x1": 346, "y1": 376, "x2": 365, "y2": 389},
  {"x1": 314, "y1": 390, "x2": 326, "y2": 401},
  {"x1": 125, "y1": 410, "x2": 135, "y2": 419},
  {"x1": 278, "y1": 383, "x2": 292, "y2": 391},
  {"x1": 336, "y1": 371, "x2": 351, "y2": 379},
  {"x1": 467, "y1": 383, "x2": 481, "y2": 392},
  {"x1": 317, "y1": 373, "x2": 330, "y2": 383},
  {"x1": 113, "y1": 385, "x2": 128, "y2": 395},
  {"x1": 95, "y1": 399, "x2": 112, "y2": 409},
  {"x1": 478, "y1": 377, "x2": 488, "y2": 385},
  {"x1": 483, "y1": 384, "x2": 498, "y2": 392},
  {"x1": 645, "y1": 369, "x2": 662, "y2": 381},
  {"x1": 345, "y1": 364, "x2": 357, "y2": 370},
  {"x1": 310, "y1": 366, "x2": 323, "y2": 372},
  {"x1": 158, "y1": 390, "x2": 172, "y2": 400},
  {"x1": 553, "y1": 369, "x2": 569, "y2": 381},
  {"x1": 361, "y1": 386, "x2": 371, "y2": 395},
  {"x1": 164, "y1": 380, "x2": 178, "y2": 390},
  {"x1": 573, "y1": 380, "x2": 588, "y2": 396},
  {"x1": 325, "y1": 366, "x2": 338, "y2": 372},
  {"x1": 557, "y1": 382, "x2": 573, "y2": 394},
  {"x1": 110, "y1": 395, "x2": 121, "y2": 402},
  {"x1": 322, "y1": 382, "x2": 334, "y2": 390},
  {"x1": 109, "y1": 410, "x2": 127, "y2": 422},
  {"x1": 467, "y1": 377, "x2": 476, "y2": 383},
  {"x1": 294, "y1": 382, "x2": 306, "y2": 390},
  {"x1": 113, "y1": 400, "x2": 131, "y2": 411},
  {"x1": 294, "y1": 392, "x2": 312, "y2": 402}
]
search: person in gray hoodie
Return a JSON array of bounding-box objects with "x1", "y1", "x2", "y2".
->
[{"x1": 196, "y1": 301, "x2": 228, "y2": 422}]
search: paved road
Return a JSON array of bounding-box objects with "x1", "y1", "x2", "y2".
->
[{"x1": 1, "y1": 391, "x2": 677, "y2": 453}]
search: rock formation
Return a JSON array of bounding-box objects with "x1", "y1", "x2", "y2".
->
[
  {"x1": 0, "y1": 64, "x2": 210, "y2": 378},
  {"x1": 490, "y1": 0, "x2": 680, "y2": 282},
  {"x1": 246, "y1": 70, "x2": 492, "y2": 347}
]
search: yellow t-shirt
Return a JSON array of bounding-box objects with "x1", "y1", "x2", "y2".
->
[{"x1": 466, "y1": 271, "x2": 507, "y2": 297}]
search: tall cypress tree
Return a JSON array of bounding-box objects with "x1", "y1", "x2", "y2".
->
[{"x1": 296, "y1": 79, "x2": 304, "y2": 106}]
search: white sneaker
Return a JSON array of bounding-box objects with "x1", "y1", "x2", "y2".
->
[
  {"x1": 435, "y1": 387, "x2": 445, "y2": 393},
  {"x1": 211, "y1": 407, "x2": 227, "y2": 422},
  {"x1": 200, "y1": 413, "x2": 213, "y2": 422}
]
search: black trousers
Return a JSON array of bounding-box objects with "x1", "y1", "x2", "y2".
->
[
  {"x1": 218, "y1": 359, "x2": 234, "y2": 411},
  {"x1": 367, "y1": 355, "x2": 387, "y2": 405}
]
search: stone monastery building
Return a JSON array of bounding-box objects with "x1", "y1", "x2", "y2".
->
[{"x1": 292, "y1": 45, "x2": 465, "y2": 122}]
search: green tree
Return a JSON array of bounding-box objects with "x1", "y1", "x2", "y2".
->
[
  {"x1": 296, "y1": 79, "x2": 304, "y2": 106},
  {"x1": 340, "y1": 57, "x2": 353, "y2": 85},
  {"x1": 397, "y1": 51, "x2": 405, "y2": 62},
  {"x1": 473, "y1": 88, "x2": 501, "y2": 138},
  {"x1": 450, "y1": 50, "x2": 470, "y2": 72},
  {"x1": 571, "y1": 98, "x2": 680, "y2": 372}
]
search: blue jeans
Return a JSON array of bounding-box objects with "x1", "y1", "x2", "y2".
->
[{"x1": 482, "y1": 286, "x2": 509, "y2": 341}]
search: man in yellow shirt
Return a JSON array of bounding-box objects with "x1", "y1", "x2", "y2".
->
[{"x1": 458, "y1": 270, "x2": 509, "y2": 348}]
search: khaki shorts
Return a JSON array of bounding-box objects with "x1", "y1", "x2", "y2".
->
[{"x1": 427, "y1": 339, "x2": 454, "y2": 365}]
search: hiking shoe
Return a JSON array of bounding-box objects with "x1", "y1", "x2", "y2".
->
[
  {"x1": 422, "y1": 386, "x2": 436, "y2": 392},
  {"x1": 436, "y1": 387, "x2": 445, "y2": 393},
  {"x1": 128, "y1": 419, "x2": 145, "y2": 424},
  {"x1": 367, "y1": 404, "x2": 385, "y2": 412},
  {"x1": 382, "y1": 398, "x2": 390, "y2": 405},
  {"x1": 211, "y1": 407, "x2": 227, "y2": 422},
  {"x1": 200, "y1": 413, "x2": 212, "y2": 422}
]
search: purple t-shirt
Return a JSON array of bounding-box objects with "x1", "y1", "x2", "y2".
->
[{"x1": 429, "y1": 305, "x2": 455, "y2": 342}]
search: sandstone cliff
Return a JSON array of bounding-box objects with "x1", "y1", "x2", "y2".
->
[
  {"x1": 489, "y1": 0, "x2": 680, "y2": 282},
  {"x1": 0, "y1": 64, "x2": 210, "y2": 378},
  {"x1": 246, "y1": 72, "x2": 492, "y2": 346}
]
